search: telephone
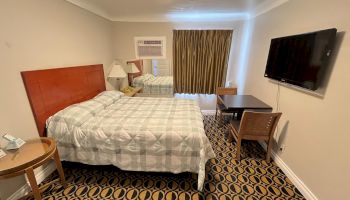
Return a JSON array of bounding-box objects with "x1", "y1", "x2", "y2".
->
[
  {"x1": 2, "y1": 134, "x2": 25, "y2": 150},
  {"x1": 121, "y1": 86, "x2": 135, "y2": 93},
  {"x1": 0, "y1": 149, "x2": 6, "y2": 158}
]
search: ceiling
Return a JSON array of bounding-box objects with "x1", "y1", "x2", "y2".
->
[{"x1": 66, "y1": 0, "x2": 288, "y2": 22}]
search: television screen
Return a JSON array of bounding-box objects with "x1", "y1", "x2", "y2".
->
[{"x1": 264, "y1": 28, "x2": 337, "y2": 90}]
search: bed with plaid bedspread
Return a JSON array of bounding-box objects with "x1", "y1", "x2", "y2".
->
[
  {"x1": 46, "y1": 91, "x2": 215, "y2": 191},
  {"x1": 132, "y1": 74, "x2": 173, "y2": 95}
]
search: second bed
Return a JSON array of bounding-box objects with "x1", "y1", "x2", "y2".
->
[{"x1": 132, "y1": 74, "x2": 173, "y2": 95}]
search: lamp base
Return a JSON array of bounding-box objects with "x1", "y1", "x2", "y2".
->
[{"x1": 116, "y1": 78, "x2": 122, "y2": 91}]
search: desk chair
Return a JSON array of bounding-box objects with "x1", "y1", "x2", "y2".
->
[
  {"x1": 215, "y1": 87, "x2": 237, "y2": 124},
  {"x1": 228, "y1": 111, "x2": 282, "y2": 162}
]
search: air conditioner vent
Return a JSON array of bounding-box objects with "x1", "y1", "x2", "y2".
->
[
  {"x1": 143, "y1": 40, "x2": 162, "y2": 45},
  {"x1": 134, "y1": 37, "x2": 166, "y2": 59}
]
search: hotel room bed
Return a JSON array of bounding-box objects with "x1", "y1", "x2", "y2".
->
[
  {"x1": 46, "y1": 91, "x2": 215, "y2": 191},
  {"x1": 21, "y1": 64, "x2": 214, "y2": 191},
  {"x1": 132, "y1": 74, "x2": 173, "y2": 95}
]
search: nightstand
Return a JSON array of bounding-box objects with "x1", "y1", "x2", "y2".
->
[{"x1": 124, "y1": 87, "x2": 142, "y2": 97}]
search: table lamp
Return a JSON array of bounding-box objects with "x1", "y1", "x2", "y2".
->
[
  {"x1": 108, "y1": 64, "x2": 126, "y2": 90},
  {"x1": 127, "y1": 63, "x2": 140, "y2": 84}
]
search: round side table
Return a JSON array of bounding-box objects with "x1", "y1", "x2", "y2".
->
[{"x1": 0, "y1": 137, "x2": 66, "y2": 200}]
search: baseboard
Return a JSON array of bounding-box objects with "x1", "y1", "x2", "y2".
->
[
  {"x1": 201, "y1": 110, "x2": 216, "y2": 115},
  {"x1": 201, "y1": 110, "x2": 234, "y2": 115},
  {"x1": 258, "y1": 141, "x2": 318, "y2": 200},
  {"x1": 7, "y1": 161, "x2": 56, "y2": 200}
]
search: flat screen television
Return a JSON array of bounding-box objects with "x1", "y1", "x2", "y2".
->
[{"x1": 264, "y1": 28, "x2": 337, "y2": 91}]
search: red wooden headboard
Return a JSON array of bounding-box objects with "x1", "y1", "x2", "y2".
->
[
  {"x1": 21, "y1": 64, "x2": 106, "y2": 137},
  {"x1": 127, "y1": 59, "x2": 143, "y2": 85}
]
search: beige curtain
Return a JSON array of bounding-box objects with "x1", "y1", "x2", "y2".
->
[{"x1": 173, "y1": 30, "x2": 233, "y2": 94}]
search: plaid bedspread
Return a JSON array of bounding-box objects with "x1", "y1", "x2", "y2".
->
[
  {"x1": 133, "y1": 74, "x2": 173, "y2": 95},
  {"x1": 46, "y1": 91, "x2": 215, "y2": 191}
]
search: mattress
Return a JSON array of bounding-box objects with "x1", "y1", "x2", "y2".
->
[
  {"x1": 133, "y1": 74, "x2": 173, "y2": 95},
  {"x1": 46, "y1": 91, "x2": 215, "y2": 191}
]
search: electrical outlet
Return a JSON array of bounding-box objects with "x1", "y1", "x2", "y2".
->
[{"x1": 279, "y1": 145, "x2": 286, "y2": 152}]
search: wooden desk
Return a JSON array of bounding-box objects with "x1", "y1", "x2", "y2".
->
[
  {"x1": 218, "y1": 95, "x2": 272, "y2": 119},
  {"x1": 0, "y1": 138, "x2": 66, "y2": 200}
]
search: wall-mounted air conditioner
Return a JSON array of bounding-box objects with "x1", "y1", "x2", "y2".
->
[{"x1": 134, "y1": 37, "x2": 166, "y2": 59}]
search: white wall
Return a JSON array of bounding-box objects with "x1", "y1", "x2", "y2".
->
[
  {"x1": 230, "y1": 0, "x2": 350, "y2": 199},
  {"x1": 4, "y1": 0, "x2": 348, "y2": 199},
  {"x1": 112, "y1": 20, "x2": 245, "y2": 88},
  {"x1": 0, "y1": 0, "x2": 113, "y2": 199}
]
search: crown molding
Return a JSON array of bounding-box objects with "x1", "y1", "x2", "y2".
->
[
  {"x1": 252, "y1": 0, "x2": 289, "y2": 18},
  {"x1": 66, "y1": 0, "x2": 289, "y2": 22},
  {"x1": 65, "y1": 0, "x2": 112, "y2": 20}
]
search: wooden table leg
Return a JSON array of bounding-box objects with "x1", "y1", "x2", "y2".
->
[
  {"x1": 25, "y1": 167, "x2": 42, "y2": 200},
  {"x1": 227, "y1": 130, "x2": 233, "y2": 142},
  {"x1": 237, "y1": 109, "x2": 244, "y2": 120},
  {"x1": 227, "y1": 124, "x2": 234, "y2": 142},
  {"x1": 53, "y1": 148, "x2": 67, "y2": 187}
]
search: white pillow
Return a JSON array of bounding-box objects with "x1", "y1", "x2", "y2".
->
[
  {"x1": 93, "y1": 90, "x2": 124, "y2": 107},
  {"x1": 78, "y1": 100, "x2": 105, "y2": 114},
  {"x1": 143, "y1": 74, "x2": 155, "y2": 81},
  {"x1": 50, "y1": 104, "x2": 95, "y2": 126}
]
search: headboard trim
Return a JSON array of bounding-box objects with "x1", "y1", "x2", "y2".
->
[{"x1": 21, "y1": 64, "x2": 106, "y2": 136}]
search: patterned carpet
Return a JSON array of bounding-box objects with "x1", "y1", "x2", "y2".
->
[{"x1": 26, "y1": 115, "x2": 305, "y2": 200}]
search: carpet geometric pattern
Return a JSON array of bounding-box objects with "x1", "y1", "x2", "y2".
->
[{"x1": 25, "y1": 115, "x2": 305, "y2": 199}]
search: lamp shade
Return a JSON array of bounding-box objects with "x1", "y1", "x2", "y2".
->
[
  {"x1": 128, "y1": 63, "x2": 140, "y2": 73},
  {"x1": 108, "y1": 64, "x2": 126, "y2": 78}
]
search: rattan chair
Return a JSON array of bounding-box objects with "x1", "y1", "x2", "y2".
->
[
  {"x1": 228, "y1": 111, "x2": 282, "y2": 162},
  {"x1": 215, "y1": 87, "x2": 237, "y2": 123}
]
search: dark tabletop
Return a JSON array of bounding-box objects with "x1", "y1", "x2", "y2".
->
[{"x1": 219, "y1": 95, "x2": 272, "y2": 110}]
